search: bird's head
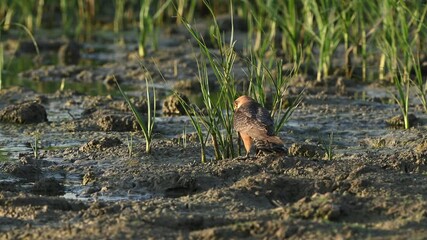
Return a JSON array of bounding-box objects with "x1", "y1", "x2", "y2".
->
[{"x1": 233, "y1": 95, "x2": 255, "y2": 111}]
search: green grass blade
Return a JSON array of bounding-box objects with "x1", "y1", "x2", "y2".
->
[{"x1": 114, "y1": 76, "x2": 151, "y2": 148}]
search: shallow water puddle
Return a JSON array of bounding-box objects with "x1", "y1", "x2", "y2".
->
[
  {"x1": 0, "y1": 126, "x2": 83, "y2": 161},
  {"x1": 63, "y1": 191, "x2": 152, "y2": 202},
  {"x1": 0, "y1": 128, "x2": 33, "y2": 160},
  {"x1": 61, "y1": 171, "x2": 153, "y2": 202}
]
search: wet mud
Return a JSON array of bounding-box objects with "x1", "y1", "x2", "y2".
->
[{"x1": 1, "y1": 24, "x2": 427, "y2": 239}]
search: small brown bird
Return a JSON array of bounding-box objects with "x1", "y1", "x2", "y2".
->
[{"x1": 233, "y1": 95, "x2": 285, "y2": 159}]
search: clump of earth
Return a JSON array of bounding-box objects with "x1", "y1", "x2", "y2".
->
[{"x1": 1, "y1": 19, "x2": 427, "y2": 239}]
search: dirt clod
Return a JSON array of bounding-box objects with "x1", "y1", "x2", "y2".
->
[
  {"x1": 385, "y1": 114, "x2": 417, "y2": 128},
  {"x1": 0, "y1": 101, "x2": 47, "y2": 124},
  {"x1": 3, "y1": 163, "x2": 42, "y2": 181},
  {"x1": 32, "y1": 178, "x2": 65, "y2": 196},
  {"x1": 162, "y1": 93, "x2": 190, "y2": 116},
  {"x1": 288, "y1": 143, "x2": 324, "y2": 158},
  {"x1": 80, "y1": 137, "x2": 123, "y2": 152},
  {"x1": 96, "y1": 115, "x2": 138, "y2": 131}
]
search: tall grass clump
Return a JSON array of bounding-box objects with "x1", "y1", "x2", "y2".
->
[
  {"x1": 392, "y1": 73, "x2": 410, "y2": 129},
  {"x1": 176, "y1": 92, "x2": 209, "y2": 163},
  {"x1": 400, "y1": 3, "x2": 427, "y2": 113},
  {"x1": 35, "y1": 0, "x2": 44, "y2": 29},
  {"x1": 303, "y1": 0, "x2": 341, "y2": 82},
  {"x1": 180, "y1": 0, "x2": 238, "y2": 161},
  {"x1": 138, "y1": 0, "x2": 153, "y2": 57},
  {"x1": 240, "y1": 1, "x2": 305, "y2": 124},
  {"x1": 138, "y1": 0, "x2": 173, "y2": 57},
  {"x1": 276, "y1": 0, "x2": 305, "y2": 69},
  {"x1": 76, "y1": 0, "x2": 95, "y2": 40},
  {"x1": 10, "y1": 1, "x2": 36, "y2": 31},
  {"x1": 115, "y1": 75, "x2": 156, "y2": 154},
  {"x1": 175, "y1": 0, "x2": 198, "y2": 25},
  {"x1": 352, "y1": 0, "x2": 380, "y2": 81},
  {"x1": 377, "y1": 1, "x2": 427, "y2": 128},
  {"x1": 59, "y1": 0, "x2": 77, "y2": 37},
  {"x1": 412, "y1": 55, "x2": 427, "y2": 113},
  {"x1": 114, "y1": 0, "x2": 125, "y2": 33},
  {"x1": 243, "y1": 0, "x2": 279, "y2": 56},
  {"x1": 267, "y1": 60, "x2": 304, "y2": 134},
  {"x1": 243, "y1": 57, "x2": 304, "y2": 137},
  {"x1": 377, "y1": 0, "x2": 398, "y2": 81}
]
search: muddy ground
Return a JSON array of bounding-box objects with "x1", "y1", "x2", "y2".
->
[{"x1": 1, "y1": 22, "x2": 427, "y2": 239}]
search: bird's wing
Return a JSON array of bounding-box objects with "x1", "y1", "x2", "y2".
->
[
  {"x1": 233, "y1": 103, "x2": 275, "y2": 138},
  {"x1": 255, "y1": 104, "x2": 275, "y2": 134}
]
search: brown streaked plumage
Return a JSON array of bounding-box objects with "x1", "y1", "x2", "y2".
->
[{"x1": 233, "y1": 95, "x2": 285, "y2": 159}]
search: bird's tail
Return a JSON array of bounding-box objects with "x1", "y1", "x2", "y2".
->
[
  {"x1": 254, "y1": 136, "x2": 286, "y2": 154},
  {"x1": 266, "y1": 135, "x2": 284, "y2": 145}
]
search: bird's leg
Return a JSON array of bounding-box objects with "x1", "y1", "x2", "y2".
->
[
  {"x1": 233, "y1": 151, "x2": 252, "y2": 160},
  {"x1": 256, "y1": 149, "x2": 266, "y2": 157},
  {"x1": 234, "y1": 132, "x2": 256, "y2": 160},
  {"x1": 246, "y1": 152, "x2": 256, "y2": 160}
]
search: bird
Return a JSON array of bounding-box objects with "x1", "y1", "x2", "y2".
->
[{"x1": 233, "y1": 95, "x2": 286, "y2": 159}]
